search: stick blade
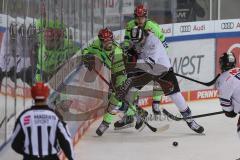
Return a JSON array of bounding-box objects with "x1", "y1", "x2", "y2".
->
[
  {"x1": 156, "y1": 124, "x2": 170, "y2": 133},
  {"x1": 162, "y1": 109, "x2": 182, "y2": 121}
]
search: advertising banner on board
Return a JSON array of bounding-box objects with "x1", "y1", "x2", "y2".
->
[{"x1": 168, "y1": 39, "x2": 215, "y2": 91}]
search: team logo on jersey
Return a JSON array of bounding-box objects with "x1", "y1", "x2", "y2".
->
[
  {"x1": 221, "y1": 22, "x2": 234, "y2": 30},
  {"x1": 180, "y1": 25, "x2": 191, "y2": 32},
  {"x1": 23, "y1": 115, "x2": 31, "y2": 125}
]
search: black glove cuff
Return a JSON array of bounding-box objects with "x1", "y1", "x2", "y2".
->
[{"x1": 224, "y1": 110, "x2": 237, "y2": 118}]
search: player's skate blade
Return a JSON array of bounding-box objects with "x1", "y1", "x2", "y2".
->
[{"x1": 114, "y1": 123, "x2": 134, "y2": 130}]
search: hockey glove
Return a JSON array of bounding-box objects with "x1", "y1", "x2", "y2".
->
[
  {"x1": 83, "y1": 54, "x2": 95, "y2": 71},
  {"x1": 224, "y1": 110, "x2": 237, "y2": 118},
  {"x1": 125, "y1": 48, "x2": 139, "y2": 71}
]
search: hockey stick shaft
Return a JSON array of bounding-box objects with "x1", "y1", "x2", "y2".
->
[
  {"x1": 186, "y1": 111, "x2": 224, "y2": 119},
  {"x1": 92, "y1": 68, "x2": 157, "y2": 132},
  {"x1": 163, "y1": 109, "x2": 224, "y2": 121},
  {"x1": 0, "y1": 113, "x2": 15, "y2": 128},
  {"x1": 93, "y1": 68, "x2": 110, "y2": 86},
  {"x1": 174, "y1": 73, "x2": 220, "y2": 86}
]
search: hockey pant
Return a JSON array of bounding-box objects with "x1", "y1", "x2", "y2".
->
[
  {"x1": 127, "y1": 68, "x2": 163, "y2": 103},
  {"x1": 118, "y1": 68, "x2": 189, "y2": 112}
]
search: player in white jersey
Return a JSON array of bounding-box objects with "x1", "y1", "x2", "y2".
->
[
  {"x1": 216, "y1": 52, "x2": 240, "y2": 137},
  {"x1": 116, "y1": 26, "x2": 204, "y2": 133},
  {"x1": 132, "y1": 27, "x2": 171, "y2": 76}
]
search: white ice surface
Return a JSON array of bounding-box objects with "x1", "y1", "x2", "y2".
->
[
  {"x1": 1, "y1": 99, "x2": 240, "y2": 160},
  {"x1": 75, "y1": 99, "x2": 240, "y2": 160}
]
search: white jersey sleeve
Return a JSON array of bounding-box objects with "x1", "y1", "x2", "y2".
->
[
  {"x1": 216, "y1": 68, "x2": 240, "y2": 113},
  {"x1": 136, "y1": 32, "x2": 171, "y2": 76}
]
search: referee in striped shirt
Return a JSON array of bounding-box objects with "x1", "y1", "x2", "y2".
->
[{"x1": 11, "y1": 82, "x2": 74, "y2": 160}]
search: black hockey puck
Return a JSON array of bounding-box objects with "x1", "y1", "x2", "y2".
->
[{"x1": 173, "y1": 141, "x2": 178, "y2": 147}]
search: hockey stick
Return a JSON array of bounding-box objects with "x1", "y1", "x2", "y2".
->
[
  {"x1": 162, "y1": 109, "x2": 224, "y2": 121},
  {"x1": 174, "y1": 73, "x2": 220, "y2": 86},
  {"x1": 92, "y1": 68, "x2": 159, "y2": 132},
  {"x1": 0, "y1": 113, "x2": 15, "y2": 128}
]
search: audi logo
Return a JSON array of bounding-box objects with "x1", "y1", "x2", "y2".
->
[
  {"x1": 221, "y1": 22, "x2": 234, "y2": 30},
  {"x1": 180, "y1": 25, "x2": 191, "y2": 32}
]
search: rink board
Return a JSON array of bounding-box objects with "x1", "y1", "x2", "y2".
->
[{"x1": 0, "y1": 16, "x2": 240, "y2": 159}]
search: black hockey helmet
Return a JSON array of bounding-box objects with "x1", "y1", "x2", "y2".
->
[
  {"x1": 130, "y1": 26, "x2": 145, "y2": 43},
  {"x1": 219, "y1": 52, "x2": 236, "y2": 72}
]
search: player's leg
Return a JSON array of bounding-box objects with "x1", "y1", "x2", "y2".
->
[
  {"x1": 114, "y1": 87, "x2": 148, "y2": 130},
  {"x1": 156, "y1": 68, "x2": 204, "y2": 134},
  {"x1": 152, "y1": 81, "x2": 163, "y2": 115},
  {"x1": 96, "y1": 93, "x2": 131, "y2": 136},
  {"x1": 114, "y1": 90, "x2": 144, "y2": 130},
  {"x1": 114, "y1": 102, "x2": 135, "y2": 130}
]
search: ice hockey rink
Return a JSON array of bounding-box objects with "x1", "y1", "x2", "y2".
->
[
  {"x1": 0, "y1": 98, "x2": 240, "y2": 160},
  {"x1": 75, "y1": 99, "x2": 240, "y2": 160}
]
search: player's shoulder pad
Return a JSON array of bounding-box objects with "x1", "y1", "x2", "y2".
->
[
  {"x1": 113, "y1": 43, "x2": 123, "y2": 54},
  {"x1": 125, "y1": 20, "x2": 135, "y2": 30},
  {"x1": 91, "y1": 39, "x2": 101, "y2": 47},
  {"x1": 218, "y1": 70, "x2": 234, "y2": 85},
  {"x1": 145, "y1": 19, "x2": 160, "y2": 27},
  {"x1": 145, "y1": 20, "x2": 161, "y2": 33},
  {"x1": 84, "y1": 39, "x2": 101, "y2": 51},
  {"x1": 226, "y1": 68, "x2": 240, "y2": 80}
]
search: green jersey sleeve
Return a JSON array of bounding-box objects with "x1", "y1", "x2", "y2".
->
[
  {"x1": 145, "y1": 20, "x2": 166, "y2": 42},
  {"x1": 123, "y1": 20, "x2": 136, "y2": 49}
]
